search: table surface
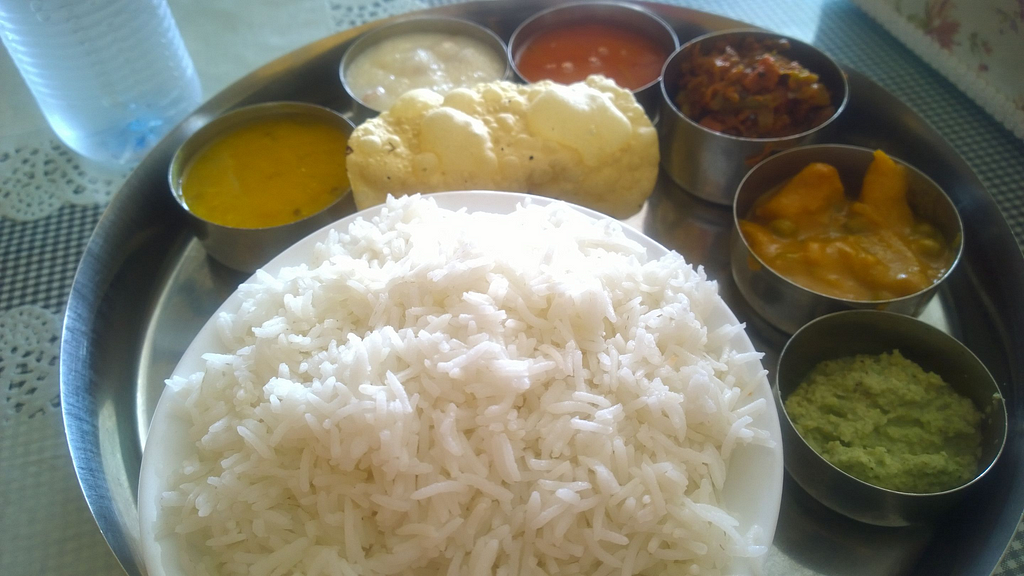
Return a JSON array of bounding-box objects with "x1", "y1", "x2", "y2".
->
[{"x1": 1, "y1": 0, "x2": 1022, "y2": 574}]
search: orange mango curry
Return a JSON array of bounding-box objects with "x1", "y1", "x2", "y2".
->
[{"x1": 738, "y1": 150, "x2": 955, "y2": 301}]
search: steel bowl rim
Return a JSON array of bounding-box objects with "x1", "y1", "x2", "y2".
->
[
  {"x1": 167, "y1": 100, "x2": 356, "y2": 232},
  {"x1": 507, "y1": 0, "x2": 680, "y2": 95},
  {"x1": 775, "y1": 309, "x2": 1008, "y2": 499},
  {"x1": 338, "y1": 15, "x2": 511, "y2": 115},
  {"x1": 731, "y1": 143, "x2": 966, "y2": 306},
  {"x1": 659, "y1": 28, "x2": 850, "y2": 143}
]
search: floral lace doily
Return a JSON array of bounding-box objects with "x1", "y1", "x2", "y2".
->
[
  {"x1": 0, "y1": 305, "x2": 61, "y2": 424},
  {"x1": 0, "y1": 140, "x2": 127, "y2": 222},
  {"x1": 326, "y1": 0, "x2": 428, "y2": 31},
  {"x1": 0, "y1": 303, "x2": 126, "y2": 575}
]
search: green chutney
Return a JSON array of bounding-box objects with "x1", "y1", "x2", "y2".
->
[{"x1": 785, "y1": 350, "x2": 982, "y2": 493}]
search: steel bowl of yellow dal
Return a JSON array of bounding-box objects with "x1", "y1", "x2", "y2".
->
[{"x1": 169, "y1": 102, "x2": 356, "y2": 272}]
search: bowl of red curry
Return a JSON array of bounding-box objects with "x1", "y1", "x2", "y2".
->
[
  {"x1": 508, "y1": 1, "x2": 678, "y2": 119},
  {"x1": 659, "y1": 30, "x2": 849, "y2": 205}
]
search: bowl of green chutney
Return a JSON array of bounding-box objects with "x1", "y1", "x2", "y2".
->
[{"x1": 775, "y1": 310, "x2": 1007, "y2": 527}]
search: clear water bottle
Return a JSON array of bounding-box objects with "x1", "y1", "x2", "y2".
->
[{"x1": 0, "y1": 0, "x2": 202, "y2": 167}]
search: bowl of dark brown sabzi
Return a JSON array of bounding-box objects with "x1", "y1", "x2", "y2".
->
[{"x1": 659, "y1": 30, "x2": 848, "y2": 204}]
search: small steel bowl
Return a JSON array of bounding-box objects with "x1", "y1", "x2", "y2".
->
[
  {"x1": 508, "y1": 1, "x2": 679, "y2": 119},
  {"x1": 659, "y1": 30, "x2": 849, "y2": 205},
  {"x1": 731, "y1": 144, "x2": 964, "y2": 334},
  {"x1": 776, "y1": 310, "x2": 1007, "y2": 526},
  {"x1": 339, "y1": 16, "x2": 511, "y2": 122},
  {"x1": 169, "y1": 102, "x2": 356, "y2": 273}
]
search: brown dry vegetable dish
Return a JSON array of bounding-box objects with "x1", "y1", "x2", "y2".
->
[{"x1": 675, "y1": 37, "x2": 835, "y2": 138}]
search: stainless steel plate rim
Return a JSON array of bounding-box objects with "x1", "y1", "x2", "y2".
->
[{"x1": 59, "y1": 2, "x2": 1024, "y2": 575}]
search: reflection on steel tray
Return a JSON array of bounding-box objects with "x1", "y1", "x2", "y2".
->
[{"x1": 59, "y1": 1, "x2": 1024, "y2": 575}]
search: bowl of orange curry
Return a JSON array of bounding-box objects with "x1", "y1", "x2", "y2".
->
[{"x1": 731, "y1": 144, "x2": 963, "y2": 334}]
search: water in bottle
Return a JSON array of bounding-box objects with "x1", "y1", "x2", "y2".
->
[{"x1": 0, "y1": 0, "x2": 202, "y2": 167}]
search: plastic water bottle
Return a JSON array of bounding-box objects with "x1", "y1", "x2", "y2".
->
[{"x1": 0, "y1": 0, "x2": 202, "y2": 167}]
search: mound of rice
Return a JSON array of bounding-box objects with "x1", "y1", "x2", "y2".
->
[{"x1": 161, "y1": 194, "x2": 773, "y2": 576}]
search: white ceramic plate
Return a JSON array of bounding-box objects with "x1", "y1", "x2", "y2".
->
[{"x1": 138, "y1": 190, "x2": 784, "y2": 576}]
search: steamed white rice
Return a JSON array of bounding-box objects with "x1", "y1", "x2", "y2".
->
[{"x1": 161, "y1": 194, "x2": 774, "y2": 576}]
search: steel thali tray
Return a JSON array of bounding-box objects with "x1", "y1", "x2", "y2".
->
[{"x1": 60, "y1": 1, "x2": 1024, "y2": 574}]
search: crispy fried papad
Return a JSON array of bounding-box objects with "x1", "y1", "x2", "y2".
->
[{"x1": 346, "y1": 75, "x2": 659, "y2": 218}]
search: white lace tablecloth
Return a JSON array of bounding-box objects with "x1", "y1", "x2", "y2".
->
[{"x1": 2, "y1": 0, "x2": 1023, "y2": 575}]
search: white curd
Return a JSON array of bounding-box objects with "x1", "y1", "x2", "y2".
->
[{"x1": 345, "y1": 32, "x2": 506, "y2": 111}]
